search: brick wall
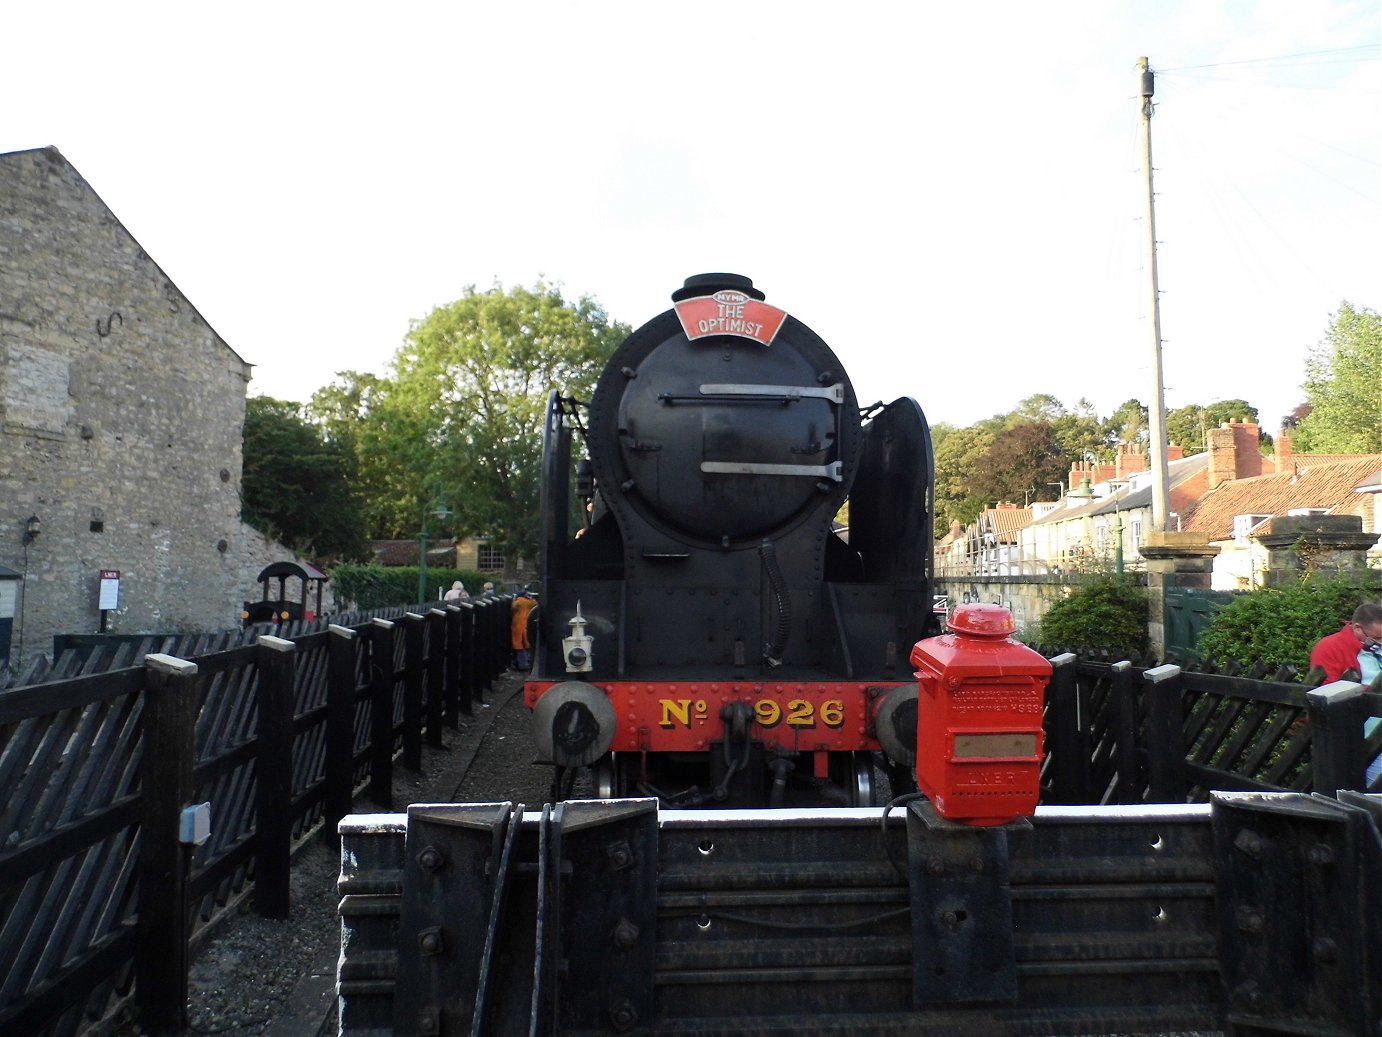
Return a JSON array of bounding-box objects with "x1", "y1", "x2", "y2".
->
[{"x1": 0, "y1": 147, "x2": 308, "y2": 668}]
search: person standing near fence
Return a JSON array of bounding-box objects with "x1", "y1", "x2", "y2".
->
[
  {"x1": 1309, "y1": 602, "x2": 1382, "y2": 787},
  {"x1": 1309, "y1": 603, "x2": 1382, "y2": 683},
  {"x1": 511, "y1": 589, "x2": 537, "y2": 671}
]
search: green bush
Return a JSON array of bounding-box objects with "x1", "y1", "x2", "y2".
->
[
  {"x1": 1036, "y1": 578, "x2": 1148, "y2": 659},
  {"x1": 328, "y1": 564, "x2": 499, "y2": 610},
  {"x1": 1195, "y1": 575, "x2": 1379, "y2": 679}
]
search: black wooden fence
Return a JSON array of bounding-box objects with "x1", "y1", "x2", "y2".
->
[
  {"x1": 1040, "y1": 652, "x2": 1382, "y2": 805},
  {"x1": 5, "y1": 608, "x2": 1381, "y2": 1037},
  {"x1": 0, "y1": 597, "x2": 513, "y2": 1037}
]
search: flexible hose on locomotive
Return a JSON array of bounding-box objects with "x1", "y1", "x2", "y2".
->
[{"x1": 759, "y1": 539, "x2": 791, "y2": 667}]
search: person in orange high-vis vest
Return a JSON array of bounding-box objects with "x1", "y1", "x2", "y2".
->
[{"x1": 511, "y1": 590, "x2": 538, "y2": 671}]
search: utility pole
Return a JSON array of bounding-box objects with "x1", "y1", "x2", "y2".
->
[{"x1": 1139, "y1": 56, "x2": 1172, "y2": 532}]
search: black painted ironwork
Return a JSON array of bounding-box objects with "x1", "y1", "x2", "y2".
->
[{"x1": 342, "y1": 795, "x2": 1382, "y2": 1035}]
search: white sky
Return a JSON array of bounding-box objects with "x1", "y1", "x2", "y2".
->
[{"x1": 5, "y1": 1, "x2": 1378, "y2": 433}]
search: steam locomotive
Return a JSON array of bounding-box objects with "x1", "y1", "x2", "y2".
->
[{"x1": 524, "y1": 273, "x2": 939, "y2": 807}]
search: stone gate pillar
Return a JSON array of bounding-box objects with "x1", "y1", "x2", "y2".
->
[
  {"x1": 1251, "y1": 514, "x2": 1379, "y2": 587},
  {"x1": 1140, "y1": 531, "x2": 1221, "y2": 659}
]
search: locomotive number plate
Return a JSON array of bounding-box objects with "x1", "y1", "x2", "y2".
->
[{"x1": 659, "y1": 698, "x2": 846, "y2": 730}]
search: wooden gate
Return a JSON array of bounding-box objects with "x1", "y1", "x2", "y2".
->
[{"x1": 1164, "y1": 588, "x2": 1238, "y2": 664}]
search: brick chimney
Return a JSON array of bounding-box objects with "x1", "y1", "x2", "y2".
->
[
  {"x1": 1167, "y1": 443, "x2": 1184, "y2": 462},
  {"x1": 1275, "y1": 427, "x2": 1295, "y2": 474},
  {"x1": 1206, "y1": 420, "x2": 1264, "y2": 489},
  {"x1": 1115, "y1": 443, "x2": 1148, "y2": 477},
  {"x1": 1206, "y1": 425, "x2": 1235, "y2": 489},
  {"x1": 1233, "y1": 420, "x2": 1263, "y2": 478}
]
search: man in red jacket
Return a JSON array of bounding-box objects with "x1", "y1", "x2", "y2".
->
[{"x1": 1309, "y1": 602, "x2": 1382, "y2": 682}]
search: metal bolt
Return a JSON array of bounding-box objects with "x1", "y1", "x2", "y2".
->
[
  {"x1": 1307, "y1": 843, "x2": 1335, "y2": 867},
  {"x1": 970, "y1": 856, "x2": 985, "y2": 873},
  {"x1": 418, "y1": 1007, "x2": 441, "y2": 1035},
  {"x1": 1235, "y1": 907, "x2": 1264, "y2": 935},
  {"x1": 927, "y1": 858, "x2": 945, "y2": 877},
  {"x1": 609, "y1": 998, "x2": 638, "y2": 1032},
  {"x1": 1235, "y1": 982, "x2": 1264, "y2": 1012},
  {"x1": 417, "y1": 845, "x2": 445, "y2": 873},
  {"x1": 607, "y1": 840, "x2": 633, "y2": 871},
  {"x1": 1312, "y1": 937, "x2": 1338, "y2": 964},
  {"x1": 611, "y1": 917, "x2": 639, "y2": 950},
  {"x1": 418, "y1": 926, "x2": 444, "y2": 956},
  {"x1": 1233, "y1": 830, "x2": 1265, "y2": 860}
]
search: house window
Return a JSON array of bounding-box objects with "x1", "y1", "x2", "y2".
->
[
  {"x1": 1131, "y1": 518, "x2": 1143, "y2": 546},
  {"x1": 476, "y1": 543, "x2": 505, "y2": 572},
  {"x1": 1095, "y1": 520, "x2": 1108, "y2": 547}
]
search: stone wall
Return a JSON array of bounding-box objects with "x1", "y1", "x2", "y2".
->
[
  {"x1": 934, "y1": 574, "x2": 1072, "y2": 638},
  {"x1": 0, "y1": 147, "x2": 312, "y2": 669}
]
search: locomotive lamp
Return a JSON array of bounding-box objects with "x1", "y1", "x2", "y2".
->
[
  {"x1": 563, "y1": 603, "x2": 593, "y2": 673},
  {"x1": 910, "y1": 603, "x2": 1051, "y2": 825},
  {"x1": 22, "y1": 515, "x2": 40, "y2": 545}
]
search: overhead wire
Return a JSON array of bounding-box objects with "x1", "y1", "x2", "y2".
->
[{"x1": 1157, "y1": 44, "x2": 1379, "y2": 74}]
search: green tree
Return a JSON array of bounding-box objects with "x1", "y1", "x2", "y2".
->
[
  {"x1": 321, "y1": 281, "x2": 629, "y2": 562},
  {"x1": 1035, "y1": 578, "x2": 1148, "y2": 659},
  {"x1": 1166, "y1": 399, "x2": 1260, "y2": 455},
  {"x1": 1103, "y1": 398, "x2": 1149, "y2": 452},
  {"x1": 932, "y1": 422, "x2": 996, "y2": 536},
  {"x1": 1050, "y1": 397, "x2": 1106, "y2": 465},
  {"x1": 241, "y1": 396, "x2": 368, "y2": 559},
  {"x1": 1293, "y1": 302, "x2": 1382, "y2": 453},
  {"x1": 1008, "y1": 393, "x2": 1067, "y2": 425},
  {"x1": 969, "y1": 421, "x2": 1071, "y2": 508},
  {"x1": 309, "y1": 371, "x2": 418, "y2": 537}
]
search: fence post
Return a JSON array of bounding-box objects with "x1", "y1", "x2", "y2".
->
[
  {"x1": 1110, "y1": 660, "x2": 1140, "y2": 804},
  {"x1": 367, "y1": 619, "x2": 396, "y2": 810},
  {"x1": 460, "y1": 601, "x2": 478, "y2": 712},
  {"x1": 1306, "y1": 680, "x2": 1367, "y2": 796},
  {"x1": 1043, "y1": 653, "x2": 1086, "y2": 804},
  {"x1": 254, "y1": 635, "x2": 296, "y2": 919},
  {"x1": 427, "y1": 608, "x2": 447, "y2": 746},
  {"x1": 402, "y1": 613, "x2": 425, "y2": 772},
  {"x1": 136, "y1": 653, "x2": 199, "y2": 1036},
  {"x1": 326, "y1": 625, "x2": 359, "y2": 835},
  {"x1": 500, "y1": 594, "x2": 514, "y2": 675},
  {"x1": 472, "y1": 598, "x2": 491, "y2": 702},
  {"x1": 446, "y1": 604, "x2": 466, "y2": 723},
  {"x1": 1144, "y1": 664, "x2": 1186, "y2": 802}
]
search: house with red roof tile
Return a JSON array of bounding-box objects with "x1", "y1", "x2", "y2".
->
[
  {"x1": 1016, "y1": 447, "x2": 1204, "y2": 575},
  {"x1": 938, "y1": 419, "x2": 1382, "y2": 586},
  {"x1": 1179, "y1": 453, "x2": 1382, "y2": 589}
]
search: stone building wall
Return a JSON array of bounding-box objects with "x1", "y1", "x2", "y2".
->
[
  {"x1": 0, "y1": 147, "x2": 308, "y2": 669},
  {"x1": 933, "y1": 575, "x2": 1072, "y2": 638}
]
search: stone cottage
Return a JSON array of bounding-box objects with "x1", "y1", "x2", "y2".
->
[{"x1": 0, "y1": 146, "x2": 303, "y2": 670}]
